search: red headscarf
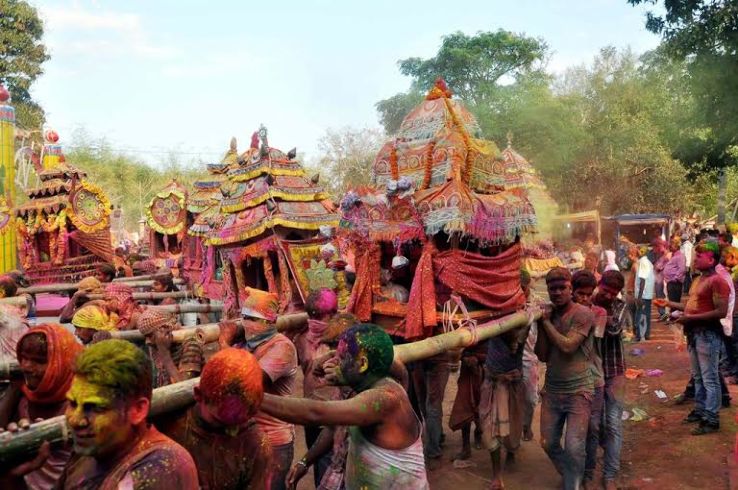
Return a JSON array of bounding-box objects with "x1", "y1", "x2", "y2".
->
[
  {"x1": 105, "y1": 283, "x2": 142, "y2": 329},
  {"x1": 17, "y1": 324, "x2": 83, "y2": 404}
]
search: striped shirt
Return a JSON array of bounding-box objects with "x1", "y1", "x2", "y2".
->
[{"x1": 600, "y1": 298, "x2": 627, "y2": 379}]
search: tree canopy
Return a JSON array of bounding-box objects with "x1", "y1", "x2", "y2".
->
[{"x1": 0, "y1": 0, "x2": 49, "y2": 130}]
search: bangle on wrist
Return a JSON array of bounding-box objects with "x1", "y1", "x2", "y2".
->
[{"x1": 297, "y1": 457, "x2": 308, "y2": 468}]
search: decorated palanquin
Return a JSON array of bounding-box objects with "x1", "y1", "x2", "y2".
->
[
  {"x1": 186, "y1": 127, "x2": 346, "y2": 317},
  {"x1": 13, "y1": 133, "x2": 113, "y2": 283},
  {"x1": 339, "y1": 79, "x2": 537, "y2": 340},
  {"x1": 145, "y1": 180, "x2": 187, "y2": 271},
  {"x1": 500, "y1": 137, "x2": 562, "y2": 276}
]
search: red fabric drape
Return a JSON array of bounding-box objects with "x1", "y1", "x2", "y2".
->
[
  {"x1": 405, "y1": 241, "x2": 438, "y2": 340},
  {"x1": 348, "y1": 242, "x2": 380, "y2": 322},
  {"x1": 405, "y1": 242, "x2": 525, "y2": 340},
  {"x1": 434, "y1": 242, "x2": 525, "y2": 312},
  {"x1": 18, "y1": 324, "x2": 83, "y2": 404}
]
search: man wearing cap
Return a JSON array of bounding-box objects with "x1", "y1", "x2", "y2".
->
[
  {"x1": 220, "y1": 287, "x2": 298, "y2": 490},
  {"x1": 137, "y1": 309, "x2": 204, "y2": 388}
]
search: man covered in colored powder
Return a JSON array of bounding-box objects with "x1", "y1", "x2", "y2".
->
[
  {"x1": 592, "y1": 270, "x2": 627, "y2": 490},
  {"x1": 535, "y1": 267, "x2": 596, "y2": 490},
  {"x1": 136, "y1": 309, "x2": 203, "y2": 388},
  {"x1": 0, "y1": 324, "x2": 83, "y2": 490},
  {"x1": 660, "y1": 240, "x2": 730, "y2": 434},
  {"x1": 59, "y1": 276, "x2": 106, "y2": 324},
  {"x1": 57, "y1": 339, "x2": 199, "y2": 489},
  {"x1": 71, "y1": 304, "x2": 118, "y2": 345},
  {"x1": 102, "y1": 283, "x2": 143, "y2": 331},
  {"x1": 156, "y1": 347, "x2": 272, "y2": 489},
  {"x1": 477, "y1": 288, "x2": 531, "y2": 489},
  {"x1": 219, "y1": 287, "x2": 298, "y2": 490},
  {"x1": 260, "y1": 323, "x2": 428, "y2": 489},
  {"x1": 570, "y1": 270, "x2": 607, "y2": 490}
]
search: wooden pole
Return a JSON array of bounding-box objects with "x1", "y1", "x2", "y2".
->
[
  {"x1": 0, "y1": 360, "x2": 20, "y2": 378},
  {"x1": 86, "y1": 291, "x2": 193, "y2": 301},
  {"x1": 0, "y1": 377, "x2": 199, "y2": 466},
  {"x1": 394, "y1": 310, "x2": 539, "y2": 363},
  {"x1": 114, "y1": 273, "x2": 184, "y2": 283},
  {"x1": 19, "y1": 280, "x2": 162, "y2": 295},
  {"x1": 0, "y1": 296, "x2": 28, "y2": 306},
  {"x1": 147, "y1": 303, "x2": 223, "y2": 314},
  {"x1": 0, "y1": 309, "x2": 535, "y2": 464},
  {"x1": 103, "y1": 312, "x2": 309, "y2": 344}
]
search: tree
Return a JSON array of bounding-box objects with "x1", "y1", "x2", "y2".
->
[
  {"x1": 398, "y1": 30, "x2": 548, "y2": 105},
  {"x1": 376, "y1": 30, "x2": 548, "y2": 134},
  {"x1": 0, "y1": 0, "x2": 49, "y2": 130},
  {"x1": 308, "y1": 127, "x2": 384, "y2": 197},
  {"x1": 629, "y1": 0, "x2": 738, "y2": 221}
]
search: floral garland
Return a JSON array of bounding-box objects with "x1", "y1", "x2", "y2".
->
[
  {"x1": 67, "y1": 180, "x2": 112, "y2": 234},
  {"x1": 389, "y1": 142, "x2": 399, "y2": 181},
  {"x1": 145, "y1": 188, "x2": 186, "y2": 235},
  {"x1": 444, "y1": 98, "x2": 473, "y2": 184},
  {"x1": 422, "y1": 141, "x2": 436, "y2": 189}
]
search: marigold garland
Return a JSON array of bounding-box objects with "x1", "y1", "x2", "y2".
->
[
  {"x1": 389, "y1": 142, "x2": 399, "y2": 181},
  {"x1": 444, "y1": 98, "x2": 473, "y2": 184},
  {"x1": 422, "y1": 141, "x2": 436, "y2": 189},
  {"x1": 145, "y1": 188, "x2": 186, "y2": 235},
  {"x1": 67, "y1": 180, "x2": 111, "y2": 234}
]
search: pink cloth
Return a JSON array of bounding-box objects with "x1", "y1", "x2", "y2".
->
[{"x1": 252, "y1": 334, "x2": 298, "y2": 446}]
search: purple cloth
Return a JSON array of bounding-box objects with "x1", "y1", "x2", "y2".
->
[{"x1": 663, "y1": 250, "x2": 686, "y2": 283}]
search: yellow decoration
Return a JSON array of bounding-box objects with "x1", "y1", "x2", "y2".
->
[
  {"x1": 0, "y1": 100, "x2": 16, "y2": 272},
  {"x1": 66, "y1": 180, "x2": 111, "y2": 234},
  {"x1": 145, "y1": 186, "x2": 186, "y2": 235}
]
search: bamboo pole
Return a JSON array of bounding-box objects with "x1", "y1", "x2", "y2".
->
[
  {"x1": 0, "y1": 360, "x2": 20, "y2": 379},
  {"x1": 0, "y1": 309, "x2": 535, "y2": 464},
  {"x1": 0, "y1": 378, "x2": 199, "y2": 466},
  {"x1": 86, "y1": 291, "x2": 193, "y2": 301},
  {"x1": 113, "y1": 273, "x2": 184, "y2": 283},
  {"x1": 103, "y1": 312, "x2": 310, "y2": 344},
  {"x1": 18, "y1": 280, "x2": 160, "y2": 295},
  {"x1": 147, "y1": 303, "x2": 223, "y2": 314},
  {"x1": 394, "y1": 310, "x2": 540, "y2": 363},
  {"x1": 0, "y1": 296, "x2": 28, "y2": 306}
]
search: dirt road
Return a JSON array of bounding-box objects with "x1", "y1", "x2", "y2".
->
[{"x1": 294, "y1": 315, "x2": 737, "y2": 489}]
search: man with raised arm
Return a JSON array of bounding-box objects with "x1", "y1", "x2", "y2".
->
[{"x1": 260, "y1": 323, "x2": 428, "y2": 489}]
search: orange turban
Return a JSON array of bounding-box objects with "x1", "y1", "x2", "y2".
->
[{"x1": 17, "y1": 323, "x2": 83, "y2": 404}]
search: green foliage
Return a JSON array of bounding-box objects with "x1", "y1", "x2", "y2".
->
[
  {"x1": 374, "y1": 90, "x2": 423, "y2": 135},
  {"x1": 376, "y1": 30, "x2": 548, "y2": 135},
  {"x1": 629, "y1": 0, "x2": 738, "y2": 174},
  {"x1": 398, "y1": 30, "x2": 548, "y2": 105},
  {"x1": 62, "y1": 129, "x2": 207, "y2": 230},
  {"x1": 0, "y1": 0, "x2": 49, "y2": 130},
  {"x1": 376, "y1": 32, "x2": 706, "y2": 216},
  {"x1": 307, "y1": 127, "x2": 384, "y2": 198}
]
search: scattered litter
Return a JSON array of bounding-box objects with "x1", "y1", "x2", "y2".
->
[
  {"x1": 622, "y1": 410, "x2": 631, "y2": 420},
  {"x1": 657, "y1": 346, "x2": 662, "y2": 350},
  {"x1": 654, "y1": 390, "x2": 667, "y2": 400},
  {"x1": 630, "y1": 348, "x2": 645, "y2": 357},
  {"x1": 629, "y1": 408, "x2": 648, "y2": 422},
  {"x1": 625, "y1": 368, "x2": 645, "y2": 380},
  {"x1": 453, "y1": 459, "x2": 476, "y2": 469},
  {"x1": 648, "y1": 416, "x2": 664, "y2": 428},
  {"x1": 646, "y1": 369, "x2": 664, "y2": 377},
  {"x1": 642, "y1": 478, "x2": 654, "y2": 483}
]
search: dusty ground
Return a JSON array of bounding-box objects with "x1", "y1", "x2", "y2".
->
[{"x1": 290, "y1": 314, "x2": 737, "y2": 489}]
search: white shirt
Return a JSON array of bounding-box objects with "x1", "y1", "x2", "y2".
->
[
  {"x1": 637, "y1": 256, "x2": 655, "y2": 300},
  {"x1": 681, "y1": 241, "x2": 694, "y2": 269}
]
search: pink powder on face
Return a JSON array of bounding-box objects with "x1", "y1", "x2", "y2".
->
[
  {"x1": 216, "y1": 393, "x2": 251, "y2": 427},
  {"x1": 314, "y1": 289, "x2": 338, "y2": 315}
]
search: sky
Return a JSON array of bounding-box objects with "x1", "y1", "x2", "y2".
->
[{"x1": 28, "y1": 0, "x2": 663, "y2": 168}]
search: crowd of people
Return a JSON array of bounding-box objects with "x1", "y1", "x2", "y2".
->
[{"x1": 0, "y1": 224, "x2": 734, "y2": 489}]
